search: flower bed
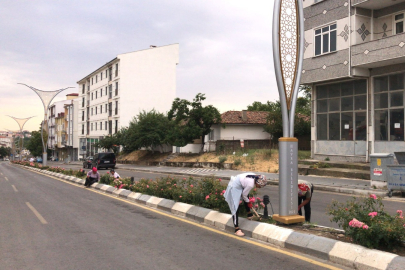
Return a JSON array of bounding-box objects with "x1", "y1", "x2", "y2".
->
[{"x1": 328, "y1": 194, "x2": 405, "y2": 250}]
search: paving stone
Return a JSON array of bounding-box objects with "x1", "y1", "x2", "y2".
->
[
  {"x1": 127, "y1": 192, "x2": 142, "y2": 201},
  {"x1": 172, "y1": 202, "x2": 193, "y2": 217},
  {"x1": 285, "y1": 231, "x2": 316, "y2": 252},
  {"x1": 146, "y1": 196, "x2": 163, "y2": 208},
  {"x1": 105, "y1": 186, "x2": 116, "y2": 194},
  {"x1": 252, "y1": 223, "x2": 278, "y2": 242},
  {"x1": 118, "y1": 189, "x2": 132, "y2": 198},
  {"x1": 266, "y1": 226, "x2": 294, "y2": 247},
  {"x1": 191, "y1": 207, "x2": 213, "y2": 223},
  {"x1": 112, "y1": 188, "x2": 124, "y2": 196},
  {"x1": 354, "y1": 249, "x2": 398, "y2": 270},
  {"x1": 386, "y1": 255, "x2": 404, "y2": 270},
  {"x1": 157, "y1": 199, "x2": 176, "y2": 212},
  {"x1": 137, "y1": 194, "x2": 151, "y2": 204},
  {"x1": 94, "y1": 184, "x2": 105, "y2": 190},
  {"x1": 204, "y1": 211, "x2": 232, "y2": 230},
  {"x1": 305, "y1": 235, "x2": 338, "y2": 260},
  {"x1": 237, "y1": 219, "x2": 261, "y2": 238},
  {"x1": 329, "y1": 242, "x2": 365, "y2": 269},
  {"x1": 100, "y1": 185, "x2": 111, "y2": 192}
]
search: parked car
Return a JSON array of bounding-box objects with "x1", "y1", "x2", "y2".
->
[
  {"x1": 91, "y1": 152, "x2": 116, "y2": 170},
  {"x1": 83, "y1": 156, "x2": 93, "y2": 169}
]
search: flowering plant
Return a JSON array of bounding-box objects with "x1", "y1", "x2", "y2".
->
[{"x1": 327, "y1": 194, "x2": 405, "y2": 250}]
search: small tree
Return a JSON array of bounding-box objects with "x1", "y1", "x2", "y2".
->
[
  {"x1": 26, "y1": 129, "x2": 48, "y2": 157},
  {"x1": 95, "y1": 133, "x2": 121, "y2": 154},
  {"x1": 168, "y1": 93, "x2": 221, "y2": 153}
]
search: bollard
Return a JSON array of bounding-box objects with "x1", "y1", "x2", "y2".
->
[{"x1": 130, "y1": 177, "x2": 134, "y2": 185}]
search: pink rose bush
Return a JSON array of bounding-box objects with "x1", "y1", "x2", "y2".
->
[{"x1": 328, "y1": 194, "x2": 405, "y2": 250}]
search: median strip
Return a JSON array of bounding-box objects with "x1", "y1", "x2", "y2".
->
[{"x1": 26, "y1": 202, "x2": 48, "y2": 224}]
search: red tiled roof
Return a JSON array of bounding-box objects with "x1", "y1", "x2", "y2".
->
[{"x1": 220, "y1": 111, "x2": 268, "y2": 124}]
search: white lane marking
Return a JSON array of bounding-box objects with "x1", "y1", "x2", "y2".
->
[
  {"x1": 1, "y1": 172, "x2": 3, "y2": 175},
  {"x1": 11, "y1": 185, "x2": 18, "y2": 192},
  {"x1": 26, "y1": 202, "x2": 48, "y2": 224},
  {"x1": 4, "y1": 177, "x2": 9, "y2": 181}
]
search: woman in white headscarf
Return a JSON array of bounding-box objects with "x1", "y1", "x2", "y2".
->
[{"x1": 223, "y1": 173, "x2": 267, "y2": 236}]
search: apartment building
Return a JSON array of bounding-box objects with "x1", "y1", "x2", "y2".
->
[
  {"x1": 48, "y1": 93, "x2": 79, "y2": 160},
  {"x1": 77, "y1": 44, "x2": 179, "y2": 158},
  {"x1": 64, "y1": 99, "x2": 79, "y2": 161},
  {"x1": 303, "y1": 0, "x2": 405, "y2": 162}
]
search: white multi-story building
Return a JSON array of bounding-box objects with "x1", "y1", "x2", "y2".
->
[
  {"x1": 77, "y1": 44, "x2": 179, "y2": 158},
  {"x1": 63, "y1": 98, "x2": 80, "y2": 161}
]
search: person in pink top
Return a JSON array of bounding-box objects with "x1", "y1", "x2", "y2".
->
[{"x1": 85, "y1": 167, "x2": 100, "y2": 188}]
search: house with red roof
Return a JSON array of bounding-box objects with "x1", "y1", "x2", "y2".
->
[{"x1": 174, "y1": 110, "x2": 270, "y2": 153}]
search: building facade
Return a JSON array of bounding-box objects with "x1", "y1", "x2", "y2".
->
[
  {"x1": 303, "y1": 0, "x2": 405, "y2": 162},
  {"x1": 77, "y1": 44, "x2": 179, "y2": 159}
]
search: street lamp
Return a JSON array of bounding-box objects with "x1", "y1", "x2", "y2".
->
[
  {"x1": 7, "y1": 116, "x2": 34, "y2": 161},
  {"x1": 272, "y1": 0, "x2": 305, "y2": 224},
  {"x1": 19, "y1": 84, "x2": 74, "y2": 166}
]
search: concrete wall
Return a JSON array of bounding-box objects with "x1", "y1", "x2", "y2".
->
[{"x1": 118, "y1": 44, "x2": 179, "y2": 128}]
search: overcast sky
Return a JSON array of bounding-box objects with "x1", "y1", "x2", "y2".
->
[{"x1": 0, "y1": 0, "x2": 278, "y2": 132}]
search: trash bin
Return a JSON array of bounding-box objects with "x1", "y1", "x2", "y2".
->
[{"x1": 370, "y1": 153, "x2": 394, "y2": 188}]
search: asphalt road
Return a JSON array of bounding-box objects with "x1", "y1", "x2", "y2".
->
[
  {"x1": 0, "y1": 161, "x2": 346, "y2": 270},
  {"x1": 59, "y1": 162, "x2": 405, "y2": 229}
]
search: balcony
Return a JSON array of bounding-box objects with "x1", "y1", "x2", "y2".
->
[
  {"x1": 351, "y1": 32, "x2": 405, "y2": 68},
  {"x1": 352, "y1": 0, "x2": 405, "y2": 9}
]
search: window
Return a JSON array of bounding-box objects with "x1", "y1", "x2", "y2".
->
[
  {"x1": 100, "y1": 122, "x2": 102, "y2": 130},
  {"x1": 115, "y1": 82, "x2": 118, "y2": 96},
  {"x1": 100, "y1": 105, "x2": 102, "y2": 114},
  {"x1": 82, "y1": 97, "x2": 85, "y2": 107},
  {"x1": 91, "y1": 78, "x2": 93, "y2": 85},
  {"x1": 82, "y1": 111, "x2": 84, "y2": 121},
  {"x1": 115, "y1": 63, "x2": 118, "y2": 77},
  {"x1": 109, "y1": 67, "x2": 112, "y2": 81},
  {"x1": 314, "y1": 24, "x2": 337, "y2": 56},
  {"x1": 91, "y1": 123, "x2": 93, "y2": 131},
  {"x1": 115, "y1": 101, "x2": 118, "y2": 115},
  {"x1": 95, "y1": 91, "x2": 97, "y2": 99},
  {"x1": 105, "y1": 87, "x2": 108, "y2": 96},
  {"x1": 374, "y1": 74, "x2": 405, "y2": 141},
  {"x1": 106, "y1": 70, "x2": 108, "y2": 78},
  {"x1": 109, "y1": 102, "x2": 112, "y2": 116},
  {"x1": 91, "y1": 108, "x2": 93, "y2": 115},
  {"x1": 101, "y1": 72, "x2": 103, "y2": 80},
  {"x1": 395, "y1": 13, "x2": 404, "y2": 34},
  {"x1": 96, "y1": 75, "x2": 98, "y2": 83},
  {"x1": 105, "y1": 121, "x2": 108, "y2": 130},
  {"x1": 208, "y1": 130, "x2": 214, "y2": 140},
  {"x1": 109, "y1": 85, "x2": 112, "y2": 98},
  {"x1": 105, "y1": 104, "x2": 107, "y2": 112},
  {"x1": 91, "y1": 93, "x2": 93, "y2": 100},
  {"x1": 95, "y1": 122, "x2": 97, "y2": 131},
  {"x1": 95, "y1": 107, "x2": 97, "y2": 115},
  {"x1": 82, "y1": 125, "x2": 84, "y2": 135},
  {"x1": 82, "y1": 84, "x2": 85, "y2": 94},
  {"x1": 115, "y1": 120, "x2": 118, "y2": 134},
  {"x1": 100, "y1": 89, "x2": 102, "y2": 97},
  {"x1": 316, "y1": 79, "x2": 367, "y2": 141},
  {"x1": 109, "y1": 121, "x2": 112, "y2": 134}
]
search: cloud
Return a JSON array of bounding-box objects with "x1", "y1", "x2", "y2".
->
[{"x1": 0, "y1": 0, "x2": 279, "y2": 131}]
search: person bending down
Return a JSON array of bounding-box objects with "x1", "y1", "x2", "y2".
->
[
  {"x1": 298, "y1": 180, "x2": 314, "y2": 222},
  {"x1": 223, "y1": 173, "x2": 267, "y2": 237},
  {"x1": 85, "y1": 167, "x2": 100, "y2": 188}
]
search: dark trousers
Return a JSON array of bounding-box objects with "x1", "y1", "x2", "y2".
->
[
  {"x1": 298, "y1": 186, "x2": 314, "y2": 222},
  {"x1": 232, "y1": 201, "x2": 251, "y2": 229},
  {"x1": 85, "y1": 177, "x2": 97, "y2": 187}
]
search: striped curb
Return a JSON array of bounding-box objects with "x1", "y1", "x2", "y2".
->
[{"x1": 13, "y1": 164, "x2": 403, "y2": 270}]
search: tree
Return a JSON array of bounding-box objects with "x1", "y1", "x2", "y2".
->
[
  {"x1": 25, "y1": 129, "x2": 48, "y2": 157},
  {"x1": 121, "y1": 110, "x2": 172, "y2": 153},
  {"x1": 95, "y1": 133, "x2": 121, "y2": 154},
  {"x1": 0, "y1": 146, "x2": 11, "y2": 158},
  {"x1": 168, "y1": 93, "x2": 221, "y2": 152}
]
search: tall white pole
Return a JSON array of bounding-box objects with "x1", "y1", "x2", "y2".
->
[{"x1": 272, "y1": 0, "x2": 305, "y2": 224}]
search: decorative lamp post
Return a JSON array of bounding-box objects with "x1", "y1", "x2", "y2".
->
[
  {"x1": 272, "y1": 0, "x2": 305, "y2": 224},
  {"x1": 19, "y1": 84, "x2": 74, "y2": 166},
  {"x1": 7, "y1": 116, "x2": 34, "y2": 161}
]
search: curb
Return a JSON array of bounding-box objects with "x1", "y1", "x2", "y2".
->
[
  {"x1": 114, "y1": 166, "x2": 389, "y2": 197},
  {"x1": 13, "y1": 164, "x2": 403, "y2": 270}
]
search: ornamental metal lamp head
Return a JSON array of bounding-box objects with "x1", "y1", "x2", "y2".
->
[{"x1": 272, "y1": 0, "x2": 304, "y2": 137}]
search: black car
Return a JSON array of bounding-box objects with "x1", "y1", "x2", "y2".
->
[
  {"x1": 91, "y1": 152, "x2": 116, "y2": 170},
  {"x1": 83, "y1": 156, "x2": 93, "y2": 169}
]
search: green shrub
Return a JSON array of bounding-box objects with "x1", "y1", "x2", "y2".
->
[
  {"x1": 100, "y1": 174, "x2": 113, "y2": 185},
  {"x1": 233, "y1": 158, "x2": 242, "y2": 167},
  {"x1": 327, "y1": 194, "x2": 405, "y2": 250},
  {"x1": 218, "y1": 156, "x2": 227, "y2": 164}
]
